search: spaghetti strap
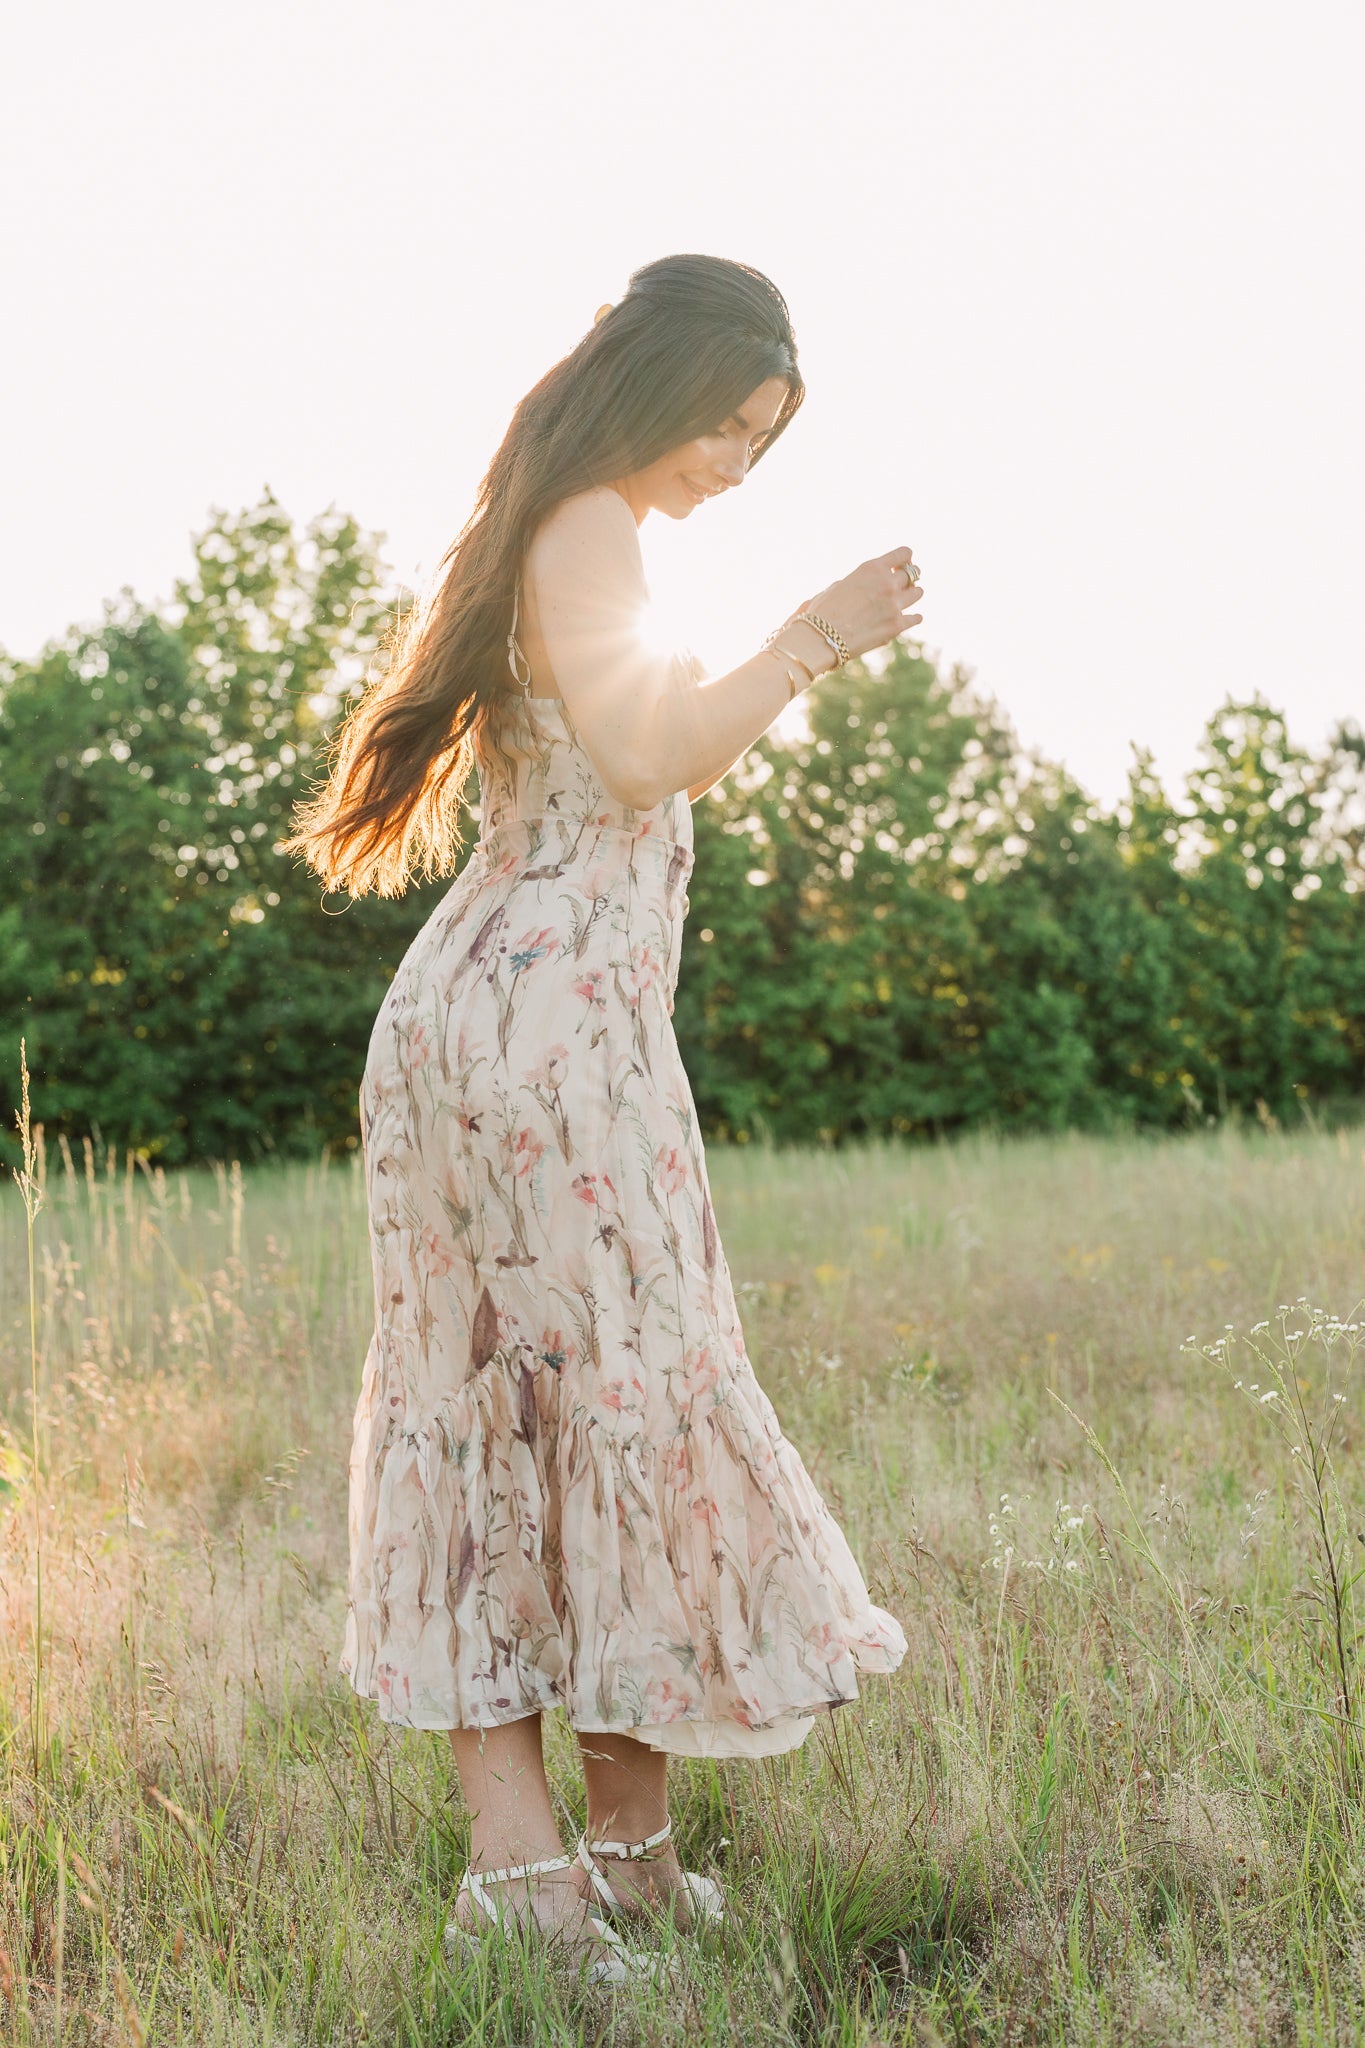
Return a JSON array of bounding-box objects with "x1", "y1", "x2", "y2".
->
[{"x1": 507, "y1": 574, "x2": 533, "y2": 692}]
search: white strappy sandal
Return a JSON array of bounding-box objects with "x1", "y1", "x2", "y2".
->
[
  {"x1": 576, "y1": 1817, "x2": 727, "y2": 1931},
  {"x1": 443, "y1": 1849, "x2": 674, "y2": 1987}
]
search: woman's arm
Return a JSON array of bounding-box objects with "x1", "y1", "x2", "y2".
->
[
  {"x1": 684, "y1": 656, "x2": 756, "y2": 803},
  {"x1": 530, "y1": 488, "x2": 805, "y2": 811},
  {"x1": 530, "y1": 486, "x2": 920, "y2": 811}
]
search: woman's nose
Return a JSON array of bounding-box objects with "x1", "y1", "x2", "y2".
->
[{"x1": 715, "y1": 454, "x2": 747, "y2": 488}]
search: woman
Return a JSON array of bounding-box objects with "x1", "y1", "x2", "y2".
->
[{"x1": 287, "y1": 253, "x2": 922, "y2": 1984}]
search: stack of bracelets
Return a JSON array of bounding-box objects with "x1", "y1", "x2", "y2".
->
[{"x1": 762, "y1": 611, "x2": 853, "y2": 702}]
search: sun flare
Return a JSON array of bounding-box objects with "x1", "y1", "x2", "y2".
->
[{"x1": 633, "y1": 594, "x2": 694, "y2": 667}]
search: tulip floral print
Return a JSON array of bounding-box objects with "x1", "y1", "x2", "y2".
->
[{"x1": 341, "y1": 643, "x2": 907, "y2": 1757}]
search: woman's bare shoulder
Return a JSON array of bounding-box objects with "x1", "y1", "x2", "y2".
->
[{"x1": 529, "y1": 487, "x2": 644, "y2": 597}]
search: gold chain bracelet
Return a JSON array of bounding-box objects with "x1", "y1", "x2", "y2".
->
[{"x1": 795, "y1": 611, "x2": 852, "y2": 667}]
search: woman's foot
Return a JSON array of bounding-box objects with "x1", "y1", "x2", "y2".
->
[
  {"x1": 446, "y1": 1858, "x2": 632, "y2": 1971},
  {"x1": 448, "y1": 1859, "x2": 589, "y2": 1933},
  {"x1": 578, "y1": 1829, "x2": 704, "y2": 1934}
]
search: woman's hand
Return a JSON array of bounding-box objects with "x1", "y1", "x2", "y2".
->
[{"x1": 787, "y1": 548, "x2": 923, "y2": 667}]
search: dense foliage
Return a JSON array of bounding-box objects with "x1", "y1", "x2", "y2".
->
[{"x1": 2, "y1": 498, "x2": 1362, "y2": 1162}]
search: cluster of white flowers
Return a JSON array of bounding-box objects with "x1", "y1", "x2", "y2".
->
[
  {"x1": 984, "y1": 1491, "x2": 1093, "y2": 1578},
  {"x1": 1183, "y1": 1325, "x2": 1239, "y2": 1366},
  {"x1": 1186, "y1": 1297, "x2": 1364, "y2": 1504},
  {"x1": 1183, "y1": 1299, "x2": 1365, "y2": 1378},
  {"x1": 985, "y1": 1490, "x2": 1020, "y2": 1571}
]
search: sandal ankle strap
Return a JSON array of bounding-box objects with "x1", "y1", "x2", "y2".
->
[
  {"x1": 460, "y1": 1849, "x2": 573, "y2": 1891},
  {"x1": 582, "y1": 1817, "x2": 672, "y2": 1860}
]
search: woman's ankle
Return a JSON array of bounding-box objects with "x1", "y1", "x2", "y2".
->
[
  {"x1": 584, "y1": 1808, "x2": 671, "y2": 1851},
  {"x1": 576, "y1": 1731, "x2": 669, "y2": 1849}
]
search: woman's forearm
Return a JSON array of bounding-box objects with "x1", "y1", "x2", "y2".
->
[
  {"x1": 629, "y1": 654, "x2": 784, "y2": 808},
  {"x1": 632, "y1": 621, "x2": 830, "y2": 809}
]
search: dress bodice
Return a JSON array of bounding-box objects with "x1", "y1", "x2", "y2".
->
[
  {"x1": 474, "y1": 691, "x2": 694, "y2": 860},
  {"x1": 460, "y1": 587, "x2": 697, "y2": 1002}
]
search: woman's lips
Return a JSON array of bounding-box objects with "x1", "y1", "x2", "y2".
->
[{"x1": 682, "y1": 477, "x2": 710, "y2": 504}]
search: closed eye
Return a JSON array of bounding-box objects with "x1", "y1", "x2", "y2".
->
[{"x1": 706, "y1": 415, "x2": 769, "y2": 459}]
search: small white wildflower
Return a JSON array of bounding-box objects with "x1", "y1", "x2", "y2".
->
[
  {"x1": 1260, "y1": 1390, "x2": 1278, "y2": 1403},
  {"x1": 1065, "y1": 1560, "x2": 1079, "y2": 1572}
]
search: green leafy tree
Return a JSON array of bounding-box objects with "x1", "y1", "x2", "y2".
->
[
  {"x1": 1, "y1": 497, "x2": 446, "y2": 1161},
  {"x1": 679, "y1": 646, "x2": 1096, "y2": 1138}
]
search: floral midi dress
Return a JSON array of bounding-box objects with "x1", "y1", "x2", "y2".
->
[{"x1": 339, "y1": 580, "x2": 907, "y2": 1756}]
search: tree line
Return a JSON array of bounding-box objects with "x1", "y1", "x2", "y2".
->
[{"x1": 2, "y1": 496, "x2": 1361, "y2": 1165}]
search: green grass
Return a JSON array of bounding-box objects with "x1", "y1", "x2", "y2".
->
[{"x1": 2, "y1": 1121, "x2": 1364, "y2": 2045}]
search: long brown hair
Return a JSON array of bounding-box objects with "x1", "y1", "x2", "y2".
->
[{"x1": 284, "y1": 252, "x2": 804, "y2": 898}]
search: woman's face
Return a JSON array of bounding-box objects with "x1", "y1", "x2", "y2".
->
[{"x1": 616, "y1": 374, "x2": 792, "y2": 523}]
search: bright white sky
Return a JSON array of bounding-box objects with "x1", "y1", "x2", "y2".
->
[{"x1": 3, "y1": 0, "x2": 1361, "y2": 805}]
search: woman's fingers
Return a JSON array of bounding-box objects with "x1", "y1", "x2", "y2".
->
[
  {"x1": 877, "y1": 547, "x2": 920, "y2": 582},
  {"x1": 881, "y1": 552, "x2": 922, "y2": 604}
]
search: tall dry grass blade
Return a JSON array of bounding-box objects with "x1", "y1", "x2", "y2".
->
[{"x1": 12, "y1": 1038, "x2": 46, "y2": 1781}]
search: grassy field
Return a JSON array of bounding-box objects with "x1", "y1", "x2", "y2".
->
[{"x1": 1, "y1": 1119, "x2": 1364, "y2": 2046}]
